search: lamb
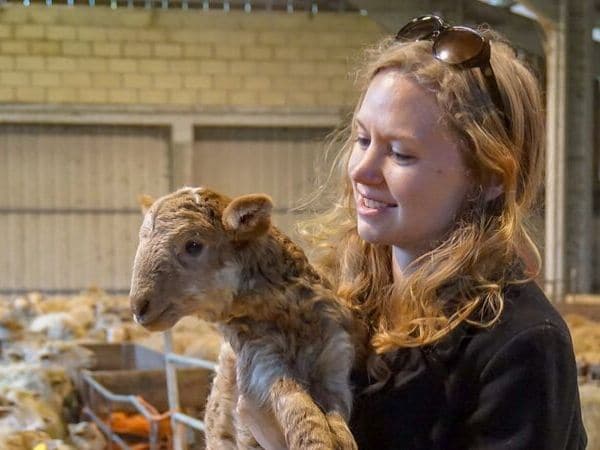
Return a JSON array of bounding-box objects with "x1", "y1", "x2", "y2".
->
[
  {"x1": 0, "y1": 364, "x2": 74, "y2": 415},
  {"x1": 564, "y1": 313, "x2": 600, "y2": 366},
  {"x1": 130, "y1": 187, "x2": 366, "y2": 450},
  {"x1": 0, "y1": 387, "x2": 65, "y2": 438},
  {"x1": 578, "y1": 383, "x2": 600, "y2": 450},
  {"x1": 0, "y1": 421, "x2": 103, "y2": 450},
  {"x1": 0, "y1": 430, "x2": 58, "y2": 450},
  {"x1": 67, "y1": 422, "x2": 107, "y2": 450},
  {"x1": 87, "y1": 311, "x2": 125, "y2": 340},
  {"x1": 28, "y1": 313, "x2": 85, "y2": 340},
  {"x1": 2, "y1": 341, "x2": 96, "y2": 370},
  {"x1": 12, "y1": 292, "x2": 45, "y2": 320},
  {"x1": 0, "y1": 303, "x2": 22, "y2": 340}
]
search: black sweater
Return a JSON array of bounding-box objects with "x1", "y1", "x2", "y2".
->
[{"x1": 349, "y1": 280, "x2": 587, "y2": 449}]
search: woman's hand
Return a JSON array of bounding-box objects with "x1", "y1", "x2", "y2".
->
[{"x1": 236, "y1": 394, "x2": 287, "y2": 450}]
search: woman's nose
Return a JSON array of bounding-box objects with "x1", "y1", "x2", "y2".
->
[{"x1": 349, "y1": 146, "x2": 384, "y2": 186}]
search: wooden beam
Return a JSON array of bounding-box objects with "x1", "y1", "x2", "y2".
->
[
  {"x1": 519, "y1": 0, "x2": 560, "y2": 23},
  {"x1": 347, "y1": 0, "x2": 544, "y2": 56},
  {"x1": 596, "y1": 42, "x2": 600, "y2": 78},
  {"x1": 345, "y1": 0, "x2": 450, "y2": 32},
  {"x1": 462, "y1": 0, "x2": 544, "y2": 56}
]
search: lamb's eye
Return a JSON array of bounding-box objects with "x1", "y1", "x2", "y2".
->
[{"x1": 185, "y1": 240, "x2": 203, "y2": 256}]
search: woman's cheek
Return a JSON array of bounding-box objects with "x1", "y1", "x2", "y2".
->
[{"x1": 420, "y1": 185, "x2": 468, "y2": 237}]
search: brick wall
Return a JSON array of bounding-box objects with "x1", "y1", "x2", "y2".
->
[{"x1": 0, "y1": 5, "x2": 384, "y2": 109}]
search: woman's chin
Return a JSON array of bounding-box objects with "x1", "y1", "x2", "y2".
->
[{"x1": 356, "y1": 224, "x2": 388, "y2": 245}]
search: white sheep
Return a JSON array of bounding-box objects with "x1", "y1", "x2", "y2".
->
[
  {"x1": 29, "y1": 313, "x2": 85, "y2": 340},
  {"x1": 0, "y1": 364, "x2": 74, "y2": 413},
  {"x1": 0, "y1": 430, "x2": 56, "y2": 450},
  {"x1": 578, "y1": 383, "x2": 600, "y2": 450},
  {"x1": 2, "y1": 341, "x2": 95, "y2": 370},
  {"x1": 0, "y1": 387, "x2": 65, "y2": 439},
  {"x1": 0, "y1": 304, "x2": 22, "y2": 340},
  {"x1": 67, "y1": 422, "x2": 107, "y2": 450}
]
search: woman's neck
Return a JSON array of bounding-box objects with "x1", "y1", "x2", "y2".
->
[{"x1": 391, "y1": 245, "x2": 427, "y2": 285}]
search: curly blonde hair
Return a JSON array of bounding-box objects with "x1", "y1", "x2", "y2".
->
[{"x1": 299, "y1": 30, "x2": 545, "y2": 357}]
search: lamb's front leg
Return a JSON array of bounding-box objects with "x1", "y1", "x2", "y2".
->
[
  {"x1": 204, "y1": 344, "x2": 238, "y2": 449},
  {"x1": 268, "y1": 378, "x2": 338, "y2": 450},
  {"x1": 205, "y1": 343, "x2": 261, "y2": 450},
  {"x1": 325, "y1": 411, "x2": 358, "y2": 450}
]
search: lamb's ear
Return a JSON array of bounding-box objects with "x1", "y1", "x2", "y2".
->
[
  {"x1": 137, "y1": 194, "x2": 155, "y2": 215},
  {"x1": 222, "y1": 194, "x2": 273, "y2": 241}
]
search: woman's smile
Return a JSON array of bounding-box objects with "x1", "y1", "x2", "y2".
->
[{"x1": 356, "y1": 190, "x2": 398, "y2": 216}]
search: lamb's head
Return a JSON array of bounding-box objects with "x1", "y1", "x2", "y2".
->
[
  {"x1": 130, "y1": 187, "x2": 273, "y2": 331},
  {"x1": 68, "y1": 421, "x2": 107, "y2": 450}
]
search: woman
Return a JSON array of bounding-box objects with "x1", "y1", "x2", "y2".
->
[{"x1": 238, "y1": 15, "x2": 587, "y2": 449}]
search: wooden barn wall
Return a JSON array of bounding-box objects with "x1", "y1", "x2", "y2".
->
[
  {"x1": 192, "y1": 126, "x2": 331, "y2": 238},
  {"x1": 0, "y1": 124, "x2": 170, "y2": 294}
]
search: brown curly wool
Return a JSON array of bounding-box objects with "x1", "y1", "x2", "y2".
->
[{"x1": 130, "y1": 187, "x2": 367, "y2": 450}]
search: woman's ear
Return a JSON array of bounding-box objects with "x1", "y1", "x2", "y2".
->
[
  {"x1": 484, "y1": 175, "x2": 504, "y2": 202},
  {"x1": 222, "y1": 194, "x2": 273, "y2": 241},
  {"x1": 484, "y1": 185, "x2": 504, "y2": 202}
]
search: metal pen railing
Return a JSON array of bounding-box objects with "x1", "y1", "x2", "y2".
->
[
  {"x1": 81, "y1": 370, "x2": 168, "y2": 450},
  {"x1": 163, "y1": 330, "x2": 217, "y2": 450},
  {"x1": 80, "y1": 336, "x2": 215, "y2": 450}
]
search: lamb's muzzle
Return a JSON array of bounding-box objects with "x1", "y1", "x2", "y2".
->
[{"x1": 130, "y1": 295, "x2": 152, "y2": 325}]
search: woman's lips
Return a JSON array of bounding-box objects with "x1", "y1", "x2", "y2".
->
[{"x1": 357, "y1": 193, "x2": 397, "y2": 216}]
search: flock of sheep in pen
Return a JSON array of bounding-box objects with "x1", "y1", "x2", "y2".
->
[
  {"x1": 0, "y1": 288, "x2": 223, "y2": 449},
  {"x1": 2, "y1": 291, "x2": 600, "y2": 449}
]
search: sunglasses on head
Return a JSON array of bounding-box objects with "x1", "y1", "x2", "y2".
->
[{"x1": 395, "y1": 15, "x2": 509, "y2": 128}]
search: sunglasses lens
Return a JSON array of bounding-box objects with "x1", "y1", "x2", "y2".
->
[
  {"x1": 396, "y1": 17, "x2": 438, "y2": 41},
  {"x1": 433, "y1": 29, "x2": 485, "y2": 65}
]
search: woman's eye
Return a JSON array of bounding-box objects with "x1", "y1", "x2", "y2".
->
[
  {"x1": 390, "y1": 148, "x2": 414, "y2": 163},
  {"x1": 184, "y1": 240, "x2": 203, "y2": 256},
  {"x1": 356, "y1": 136, "x2": 370, "y2": 149}
]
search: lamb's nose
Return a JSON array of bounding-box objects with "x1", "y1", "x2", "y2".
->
[{"x1": 132, "y1": 297, "x2": 150, "y2": 322}]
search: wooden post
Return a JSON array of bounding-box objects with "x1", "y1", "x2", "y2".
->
[{"x1": 170, "y1": 120, "x2": 194, "y2": 191}]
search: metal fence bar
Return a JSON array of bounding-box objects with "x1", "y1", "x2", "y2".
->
[
  {"x1": 81, "y1": 370, "x2": 165, "y2": 450},
  {"x1": 172, "y1": 411, "x2": 207, "y2": 432},
  {"x1": 164, "y1": 330, "x2": 186, "y2": 450},
  {"x1": 83, "y1": 406, "x2": 133, "y2": 450},
  {"x1": 82, "y1": 371, "x2": 139, "y2": 406},
  {"x1": 163, "y1": 330, "x2": 217, "y2": 450},
  {"x1": 166, "y1": 352, "x2": 218, "y2": 371}
]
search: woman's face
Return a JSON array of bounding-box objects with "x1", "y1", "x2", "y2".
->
[{"x1": 348, "y1": 69, "x2": 473, "y2": 256}]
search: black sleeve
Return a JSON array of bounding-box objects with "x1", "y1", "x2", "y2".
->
[{"x1": 465, "y1": 324, "x2": 586, "y2": 450}]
